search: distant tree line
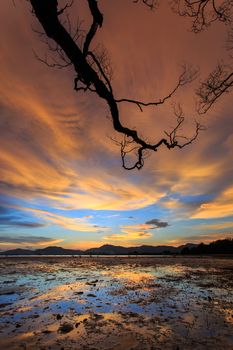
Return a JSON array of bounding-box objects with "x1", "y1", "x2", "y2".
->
[{"x1": 181, "y1": 238, "x2": 233, "y2": 255}]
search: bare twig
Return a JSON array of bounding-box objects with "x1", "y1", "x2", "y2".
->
[
  {"x1": 197, "y1": 62, "x2": 233, "y2": 113},
  {"x1": 116, "y1": 64, "x2": 198, "y2": 111},
  {"x1": 171, "y1": 0, "x2": 233, "y2": 33},
  {"x1": 133, "y1": 0, "x2": 159, "y2": 10}
]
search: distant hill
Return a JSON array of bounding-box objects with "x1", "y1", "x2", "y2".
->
[
  {"x1": 1, "y1": 239, "x2": 232, "y2": 256},
  {"x1": 0, "y1": 243, "x2": 197, "y2": 256},
  {"x1": 84, "y1": 243, "x2": 196, "y2": 255},
  {"x1": 0, "y1": 248, "x2": 35, "y2": 256},
  {"x1": 85, "y1": 244, "x2": 130, "y2": 255},
  {"x1": 35, "y1": 246, "x2": 83, "y2": 255},
  {"x1": 180, "y1": 238, "x2": 233, "y2": 255},
  {"x1": 0, "y1": 246, "x2": 83, "y2": 256},
  {"x1": 177, "y1": 243, "x2": 197, "y2": 251}
]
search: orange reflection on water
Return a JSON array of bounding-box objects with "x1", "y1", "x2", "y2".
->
[
  {"x1": 31, "y1": 281, "x2": 88, "y2": 302},
  {"x1": 103, "y1": 268, "x2": 154, "y2": 283}
]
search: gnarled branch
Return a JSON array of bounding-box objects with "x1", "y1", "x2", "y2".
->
[
  {"x1": 30, "y1": 0, "x2": 202, "y2": 170},
  {"x1": 83, "y1": 0, "x2": 103, "y2": 56}
]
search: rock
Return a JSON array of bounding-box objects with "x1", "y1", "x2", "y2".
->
[
  {"x1": 58, "y1": 322, "x2": 74, "y2": 334},
  {"x1": 127, "y1": 312, "x2": 138, "y2": 318},
  {"x1": 42, "y1": 329, "x2": 52, "y2": 334},
  {"x1": 91, "y1": 313, "x2": 104, "y2": 321},
  {"x1": 86, "y1": 280, "x2": 98, "y2": 286},
  {"x1": 56, "y1": 314, "x2": 63, "y2": 320}
]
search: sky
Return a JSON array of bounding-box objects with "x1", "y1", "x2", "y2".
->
[{"x1": 0, "y1": 0, "x2": 233, "y2": 250}]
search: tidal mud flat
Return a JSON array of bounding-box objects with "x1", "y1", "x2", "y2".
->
[{"x1": 0, "y1": 256, "x2": 233, "y2": 350}]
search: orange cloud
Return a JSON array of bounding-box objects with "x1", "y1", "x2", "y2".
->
[
  {"x1": 103, "y1": 221, "x2": 164, "y2": 242},
  {"x1": 193, "y1": 221, "x2": 233, "y2": 231},
  {"x1": 0, "y1": 236, "x2": 63, "y2": 250},
  {"x1": 192, "y1": 186, "x2": 233, "y2": 219},
  {"x1": 17, "y1": 207, "x2": 108, "y2": 233},
  {"x1": 104, "y1": 231, "x2": 152, "y2": 242}
]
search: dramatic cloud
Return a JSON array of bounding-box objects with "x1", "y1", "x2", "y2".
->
[
  {"x1": 0, "y1": 235, "x2": 63, "y2": 245},
  {"x1": 0, "y1": 1, "x2": 232, "y2": 248},
  {"x1": 104, "y1": 219, "x2": 168, "y2": 243},
  {"x1": 104, "y1": 231, "x2": 152, "y2": 242},
  {"x1": 145, "y1": 219, "x2": 169, "y2": 228},
  {"x1": 0, "y1": 204, "x2": 45, "y2": 228},
  {"x1": 192, "y1": 186, "x2": 233, "y2": 219},
  {"x1": 18, "y1": 207, "x2": 109, "y2": 233},
  {"x1": 0, "y1": 217, "x2": 45, "y2": 228},
  {"x1": 194, "y1": 221, "x2": 233, "y2": 231}
]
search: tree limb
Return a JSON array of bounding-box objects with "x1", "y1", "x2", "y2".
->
[
  {"x1": 30, "y1": 0, "x2": 202, "y2": 170},
  {"x1": 83, "y1": 0, "x2": 103, "y2": 56}
]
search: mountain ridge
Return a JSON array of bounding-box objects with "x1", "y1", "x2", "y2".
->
[
  {"x1": 1, "y1": 239, "x2": 232, "y2": 255},
  {"x1": 0, "y1": 243, "x2": 198, "y2": 255}
]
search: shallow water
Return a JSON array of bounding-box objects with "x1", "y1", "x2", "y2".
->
[{"x1": 0, "y1": 256, "x2": 232, "y2": 349}]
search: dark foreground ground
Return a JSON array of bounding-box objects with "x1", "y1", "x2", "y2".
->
[{"x1": 0, "y1": 256, "x2": 233, "y2": 350}]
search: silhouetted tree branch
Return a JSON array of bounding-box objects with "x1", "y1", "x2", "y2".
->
[
  {"x1": 83, "y1": 0, "x2": 103, "y2": 56},
  {"x1": 57, "y1": 0, "x2": 74, "y2": 16},
  {"x1": 171, "y1": 0, "x2": 233, "y2": 32},
  {"x1": 115, "y1": 64, "x2": 198, "y2": 112},
  {"x1": 197, "y1": 62, "x2": 233, "y2": 113},
  {"x1": 133, "y1": 0, "x2": 158, "y2": 10},
  {"x1": 171, "y1": 0, "x2": 233, "y2": 114},
  {"x1": 29, "y1": 0, "x2": 203, "y2": 170}
]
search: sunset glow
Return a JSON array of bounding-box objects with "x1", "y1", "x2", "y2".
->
[{"x1": 0, "y1": 0, "x2": 232, "y2": 250}]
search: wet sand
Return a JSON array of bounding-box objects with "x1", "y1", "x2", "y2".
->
[{"x1": 0, "y1": 256, "x2": 233, "y2": 349}]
